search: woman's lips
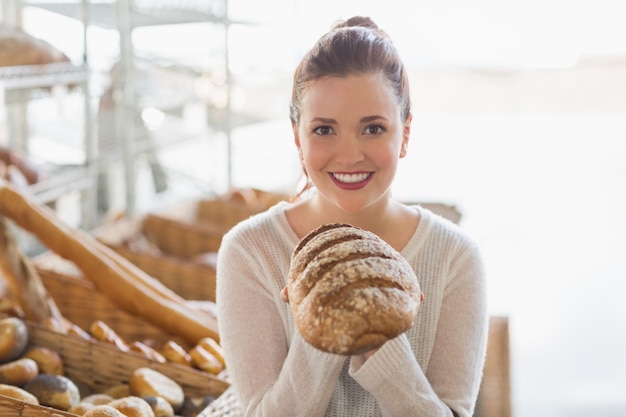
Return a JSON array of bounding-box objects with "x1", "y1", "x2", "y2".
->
[{"x1": 329, "y1": 172, "x2": 373, "y2": 190}]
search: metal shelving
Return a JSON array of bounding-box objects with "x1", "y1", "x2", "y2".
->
[
  {"x1": 0, "y1": 20, "x2": 98, "y2": 229},
  {"x1": 3, "y1": 0, "x2": 276, "y2": 222},
  {"x1": 21, "y1": 0, "x2": 268, "y2": 216}
]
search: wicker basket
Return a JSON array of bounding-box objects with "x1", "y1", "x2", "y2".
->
[
  {"x1": 33, "y1": 252, "x2": 171, "y2": 344},
  {"x1": 31, "y1": 251, "x2": 215, "y2": 347},
  {"x1": 146, "y1": 190, "x2": 288, "y2": 259},
  {"x1": 140, "y1": 212, "x2": 226, "y2": 259},
  {"x1": 89, "y1": 191, "x2": 289, "y2": 300},
  {"x1": 193, "y1": 198, "x2": 265, "y2": 229},
  {"x1": 25, "y1": 322, "x2": 229, "y2": 399},
  {"x1": 93, "y1": 217, "x2": 218, "y2": 301},
  {"x1": 198, "y1": 386, "x2": 243, "y2": 417}
]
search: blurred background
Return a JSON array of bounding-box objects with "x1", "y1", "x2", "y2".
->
[{"x1": 1, "y1": 1, "x2": 625, "y2": 416}]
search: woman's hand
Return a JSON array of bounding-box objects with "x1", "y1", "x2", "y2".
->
[{"x1": 280, "y1": 286, "x2": 289, "y2": 303}]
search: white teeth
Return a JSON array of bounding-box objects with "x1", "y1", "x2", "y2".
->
[{"x1": 332, "y1": 172, "x2": 370, "y2": 183}]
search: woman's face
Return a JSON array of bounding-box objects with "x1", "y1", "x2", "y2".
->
[{"x1": 294, "y1": 72, "x2": 411, "y2": 214}]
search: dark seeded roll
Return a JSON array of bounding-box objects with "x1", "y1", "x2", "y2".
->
[{"x1": 288, "y1": 223, "x2": 422, "y2": 355}]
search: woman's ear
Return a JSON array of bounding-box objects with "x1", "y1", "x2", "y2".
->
[
  {"x1": 293, "y1": 125, "x2": 303, "y2": 160},
  {"x1": 400, "y1": 115, "x2": 412, "y2": 158}
]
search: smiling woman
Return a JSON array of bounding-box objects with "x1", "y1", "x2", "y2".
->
[
  {"x1": 9, "y1": 3, "x2": 626, "y2": 416},
  {"x1": 216, "y1": 15, "x2": 488, "y2": 417}
]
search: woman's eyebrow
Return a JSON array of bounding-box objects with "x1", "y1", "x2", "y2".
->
[
  {"x1": 360, "y1": 115, "x2": 387, "y2": 123},
  {"x1": 310, "y1": 117, "x2": 336, "y2": 124}
]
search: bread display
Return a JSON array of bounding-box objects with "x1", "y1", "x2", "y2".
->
[
  {"x1": 0, "y1": 180, "x2": 219, "y2": 345},
  {"x1": 288, "y1": 223, "x2": 422, "y2": 355}
]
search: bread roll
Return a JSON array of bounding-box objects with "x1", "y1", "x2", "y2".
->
[
  {"x1": 103, "y1": 384, "x2": 130, "y2": 399},
  {"x1": 189, "y1": 344, "x2": 224, "y2": 374},
  {"x1": 288, "y1": 223, "x2": 422, "y2": 355},
  {"x1": 90, "y1": 321, "x2": 129, "y2": 352},
  {"x1": 83, "y1": 405, "x2": 127, "y2": 417},
  {"x1": 142, "y1": 395, "x2": 175, "y2": 417},
  {"x1": 0, "y1": 316, "x2": 29, "y2": 363},
  {"x1": 68, "y1": 402, "x2": 96, "y2": 415},
  {"x1": 82, "y1": 393, "x2": 115, "y2": 405},
  {"x1": 196, "y1": 337, "x2": 225, "y2": 367},
  {"x1": 0, "y1": 357, "x2": 39, "y2": 386},
  {"x1": 107, "y1": 396, "x2": 155, "y2": 417},
  {"x1": 0, "y1": 383, "x2": 39, "y2": 404},
  {"x1": 129, "y1": 367, "x2": 184, "y2": 411},
  {"x1": 161, "y1": 340, "x2": 192, "y2": 367},
  {"x1": 129, "y1": 341, "x2": 167, "y2": 363},
  {"x1": 23, "y1": 346, "x2": 64, "y2": 375},
  {"x1": 23, "y1": 373, "x2": 81, "y2": 410}
]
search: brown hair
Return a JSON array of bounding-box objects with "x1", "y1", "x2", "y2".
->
[{"x1": 289, "y1": 16, "x2": 412, "y2": 127}]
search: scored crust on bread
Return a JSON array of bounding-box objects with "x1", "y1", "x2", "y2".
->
[{"x1": 288, "y1": 223, "x2": 421, "y2": 355}]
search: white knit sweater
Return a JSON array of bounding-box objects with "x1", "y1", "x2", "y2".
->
[{"x1": 216, "y1": 202, "x2": 488, "y2": 417}]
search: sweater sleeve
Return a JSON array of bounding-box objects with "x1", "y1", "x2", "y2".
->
[
  {"x1": 216, "y1": 222, "x2": 346, "y2": 416},
  {"x1": 348, "y1": 235, "x2": 488, "y2": 417}
]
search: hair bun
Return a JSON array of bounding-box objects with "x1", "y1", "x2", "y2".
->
[{"x1": 332, "y1": 16, "x2": 379, "y2": 31}]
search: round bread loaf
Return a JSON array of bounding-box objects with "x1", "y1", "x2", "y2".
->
[
  {"x1": 288, "y1": 223, "x2": 422, "y2": 355},
  {"x1": 0, "y1": 316, "x2": 29, "y2": 363}
]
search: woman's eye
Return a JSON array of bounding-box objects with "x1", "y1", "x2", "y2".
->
[
  {"x1": 364, "y1": 124, "x2": 386, "y2": 135},
  {"x1": 313, "y1": 126, "x2": 333, "y2": 135}
]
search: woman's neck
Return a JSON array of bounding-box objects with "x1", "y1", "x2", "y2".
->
[{"x1": 287, "y1": 193, "x2": 419, "y2": 251}]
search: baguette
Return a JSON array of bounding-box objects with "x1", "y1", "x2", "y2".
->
[
  {"x1": 0, "y1": 180, "x2": 219, "y2": 344},
  {"x1": 0, "y1": 217, "x2": 65, "y2": 326}
]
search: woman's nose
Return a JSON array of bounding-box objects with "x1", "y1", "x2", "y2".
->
[{"x1": 335, "y1": 137, "x2": 364, "y2": 164}]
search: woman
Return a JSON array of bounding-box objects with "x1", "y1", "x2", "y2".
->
[{"x1": 216, "y1": 16, "x2": 488, "y2": 417}]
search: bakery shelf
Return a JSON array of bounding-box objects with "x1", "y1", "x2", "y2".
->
[
  {"x1": 11, "y1": 0, "x2": 275, "y2": 218},
  {"x1": 21, "y1": 0, "x2": 250, "y2": 29},
  {"x1": 28, "y1": 164, "x2": 94, "y2": 203},
  {"x1": 0, "y1": 62, "x2": 87, "y2": 91}
]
